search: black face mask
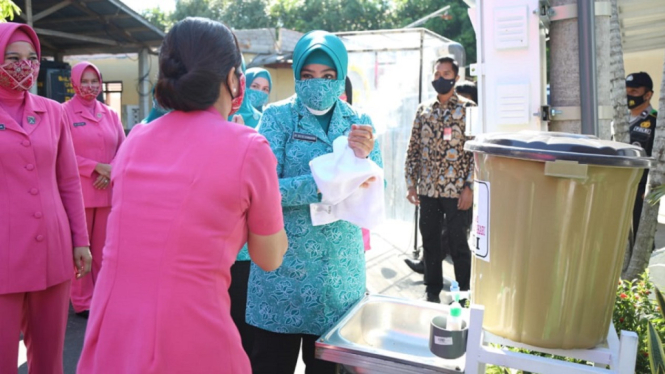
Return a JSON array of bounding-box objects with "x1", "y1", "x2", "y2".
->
[
  {"x1": 627, "y1": 94, "x2": 646, "y2": 109},
  {"x1": 432, "y1": 77, "x2": 455, "y2": 95}
]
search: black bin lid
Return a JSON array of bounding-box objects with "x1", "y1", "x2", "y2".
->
[{"x1": 464, "y1": 131, "x2": 652, "y2": 168}]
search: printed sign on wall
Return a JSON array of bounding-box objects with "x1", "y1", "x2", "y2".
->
[{"x1": 472, "y1": 180, "x2": 490, "y2": 262}]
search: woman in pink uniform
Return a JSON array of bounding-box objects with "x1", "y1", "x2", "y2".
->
[
  {"x1": 0, "y1": 23, "x2": 92, "y2": 374},
  {"x1": 63, "y1": 61, "x2": 126, "y2": 317},
  {"x1": 77, "y1": 18, "x2": 288, "y2": 374}
]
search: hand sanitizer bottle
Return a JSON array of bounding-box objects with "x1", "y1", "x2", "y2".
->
[
  {"x1": 446, "y1": 303, "x2": 463, "y2": 331},
  {"x1": 450, "y1": 280, "x2": 460, "y2": 303},
  {"x1": 447, "y1": 281, "x2": 462, "y2": 330}
]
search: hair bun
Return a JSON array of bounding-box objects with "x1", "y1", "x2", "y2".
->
[
  {"x1": 155, "y1": 17, "x2": 242, "y2": 112},
  {"x1": 160, "y1": 56, "x2": 187, "y2": 79},
  {"x1": 154, "y1": 76, "x2": 180, "y2": 111}
]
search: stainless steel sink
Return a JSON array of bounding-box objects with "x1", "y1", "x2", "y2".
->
[{"x1": 316, "y1": 293, "x2": 468, "y2": 374}]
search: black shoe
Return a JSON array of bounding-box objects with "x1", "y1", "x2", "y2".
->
[
  {"x1": 421, "y1": 292, "x2": 441, "y2": 303},
  {"x1": 404, "y1": 258, "x2": 424, "y2": 274},
  {"x1": 76, "y1": 310, "x2": 90, "y2": 319}
]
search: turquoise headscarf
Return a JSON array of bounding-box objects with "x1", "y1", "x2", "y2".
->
[
  {"x1": 303, "y1": 49, "x2": 336, "y2": 70},
  {"x1": 141, "y1": 87, "x2": 171, "y2": 124},
  {"x1": 246, "y1": 68, "x2": 272, "y2": 91},
  {"x1": 292, "y1": 30, "x2": 347, "y2": 80},
  {"x1": 246, "y1": 67, "x2": 272, "y2": 112},
  {"x1": 229, "y1": 58, "x2": 262, "y2": 128},
  {"x1": 292, "y1": 31, "x2": 348, "y2": 112}
]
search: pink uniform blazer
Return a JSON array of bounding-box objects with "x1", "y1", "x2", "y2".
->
[
  {"x1": 62, "y1": 97, "x2": 125, "y2": 207},
  {"x1": 77, "y1": 108, "x2": 284, "y2": 374},
  {"x1": 0, "y1": 93, "x2": 89, "y2": 294}
]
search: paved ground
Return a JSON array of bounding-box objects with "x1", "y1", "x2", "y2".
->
[{"x1": 17, "y1": 220, "x2": 663, "y2": 373}]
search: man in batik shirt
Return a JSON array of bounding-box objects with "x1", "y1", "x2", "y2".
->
[{"x1": 404, "y1": 56, "x2": 474, "y2": 303}]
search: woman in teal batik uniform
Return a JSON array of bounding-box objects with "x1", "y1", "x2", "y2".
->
[
  {"x1": 246, "y1": 67, "x2": 272, "y2": 112},
  {"x1": 228, "y1": 59, "x2": 264, "y2": 357},
  {"x1": 246, "y1": 30, "x2": 382, "y2": 374}
]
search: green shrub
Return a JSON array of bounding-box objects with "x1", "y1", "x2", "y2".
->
[{"x1": 613, "y1": 272, "x2": 665, "y2": 373}]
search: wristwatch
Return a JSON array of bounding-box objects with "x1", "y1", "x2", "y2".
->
[{"x1": 464, "y1": 181, "x2": 474, "y2": 190}]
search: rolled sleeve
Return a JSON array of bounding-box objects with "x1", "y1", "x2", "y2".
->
[{"x1": 243, "y1": 135, "x2": 284, "y2": 236}]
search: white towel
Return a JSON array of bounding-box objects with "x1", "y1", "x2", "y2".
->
[{"x1": 309, "y1": 136, "x2": 385, "y2": 230}]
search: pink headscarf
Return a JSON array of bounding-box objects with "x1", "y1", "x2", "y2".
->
[
  {"x1": 0, "y1": 22, "x2": 40, "y2": 60},
  {"x1": 70, "y1": 62, "x2": 103, "y2": 113},
  {"x1": 71, "y1": 61, "x2": 103, "y2": 91},
  {"x1": 8, "y1": 29, "x2": 33, "y2": 46},
  {"x1": 0, "y1": 23, "x2": 41, "y2": 124}
]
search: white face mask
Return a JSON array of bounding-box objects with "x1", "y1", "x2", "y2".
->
[{"x1": 305, "y1": 105, "x2": 333, "y2": 116}]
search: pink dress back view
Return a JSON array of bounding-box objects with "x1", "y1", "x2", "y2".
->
[{"x1": 77, "y1": 107, "x2": 284, "y2": 374}]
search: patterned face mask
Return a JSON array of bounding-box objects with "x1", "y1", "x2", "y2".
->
[
  {"x1": 295, "y1": 78, "x2": 345, "y2": 111},
  {"x1": 76, "y1": 84, "x2": 101, "y2": 101},
  {"x1": 229, "y1": 72, "x2": 246, "y2": 116},
  {"x1": 0, "y1": 59, "x2": 39, "y2": 91},
  {"x1": 248, "y1": 89, "x2": 269, "y2": 109}
]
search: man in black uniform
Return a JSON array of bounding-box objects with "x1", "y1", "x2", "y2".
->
[{"x1": 626, "y1": 71, "x2": 658, "y2": 240}]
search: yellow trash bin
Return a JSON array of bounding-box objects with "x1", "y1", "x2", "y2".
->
[{"x1": 465, "y1": 131, "x2": 651, "y2": 349}]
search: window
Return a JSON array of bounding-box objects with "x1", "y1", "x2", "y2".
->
[{"x1": 102, "y1": 81, "x2": 123, "y2": 116}]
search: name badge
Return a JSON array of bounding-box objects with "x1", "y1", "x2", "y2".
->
[
  {"x1": 633, "y1": 127, "x2": 652, "y2": 135},
  {"x1": 0, "y1": 124, "x2": 5, "y2": 130},
  {"x1": 74, "y1": 122, "x2": 86, "y2": 127},
  {"x1": 444, "y1": 127, "x2": 452, "y2": 141},
  {"x1": 293, "y1": 132, "x2": 317, "y2": 142}
]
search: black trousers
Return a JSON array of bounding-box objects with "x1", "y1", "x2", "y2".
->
[
  {"x1": 419, "y1": 195, "x2": 472, "y2": 294},
  {"x1": 229, "y1": 260, "x2": 254, "y2": 356},
  {"x1": 633, "y1": 184, "x2": 646, "y2": 242},
  {"x1": 251, "y1": 327, "x2": 338, "y2": 374}
]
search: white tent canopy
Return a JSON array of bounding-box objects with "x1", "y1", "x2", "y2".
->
[
  {"x1": 334, "y1": 29, "x2": 464, "y2": 252},
  {"x1": 618, "y1": 0, "x2": 665, "y2": 54}
]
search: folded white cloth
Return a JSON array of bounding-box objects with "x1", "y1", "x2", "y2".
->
[{"x1": 309, "y1": 136, "x2": 385, "y2": 229}]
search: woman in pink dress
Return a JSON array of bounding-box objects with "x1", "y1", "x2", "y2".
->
[
  {"x1": 76, "y1": 18, "x2": 288, "y2": 374},
  {"x1": 0, "y1": 23, "x2": 91, "y2": 374},
  {"x1": 63, "y1": 61, "x2": 126, "y2": 317}
]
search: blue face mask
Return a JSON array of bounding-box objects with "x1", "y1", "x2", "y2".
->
[
  {"x1": 295, "y1": 78, "x2": 345, "y2": 111},
  {"x1": 248, "y1": 89, "x2": 269, "y2": 109}
]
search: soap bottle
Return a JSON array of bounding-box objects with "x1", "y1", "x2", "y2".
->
[
  {"x1": 447, "y1": 303, "x2": 463, "y2": 331},
  {"x1": 449, "y1": 280, "x2": 460, "y2": 304},
  {"x1": 447, "y1": 280, "x2": 462, "y2": 330}
]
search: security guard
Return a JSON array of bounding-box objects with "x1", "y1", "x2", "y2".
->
[{"x1": 626, "y1": 71, "x2": 658, "y2": 240}]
